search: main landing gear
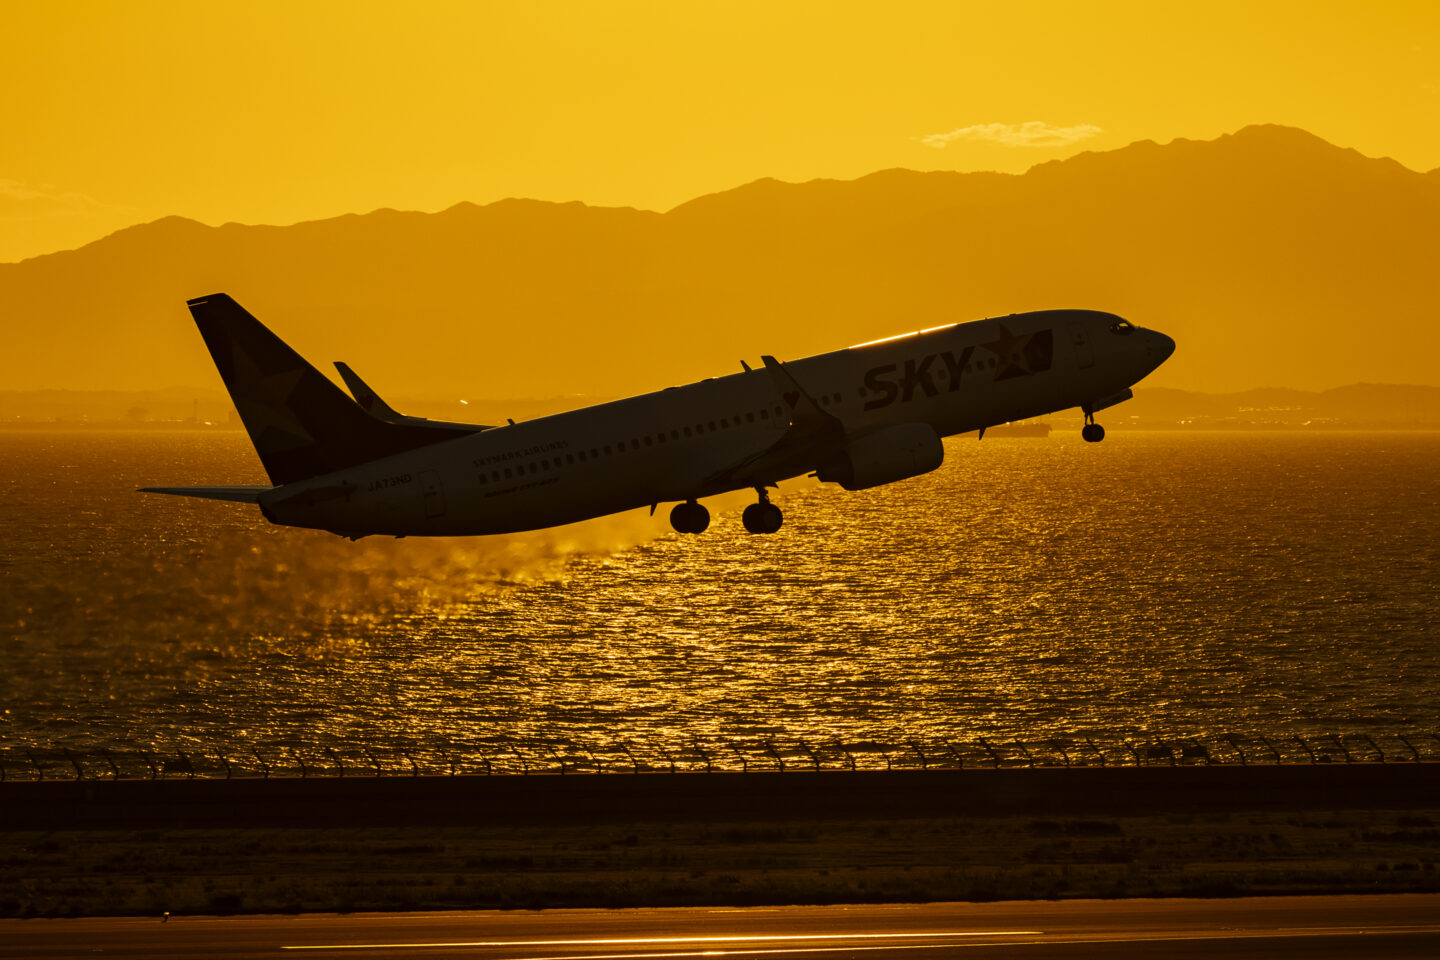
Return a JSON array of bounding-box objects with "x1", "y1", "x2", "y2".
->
[
  {"x1": 668, "y1": 490, "x2": 784, "y2": 535},
  {"x1": 1082, "y1": 408, "x2": 1106, "y2": 443},
  {"x1": 742, "y1": 487, "x2": 783, "y2": 534},
  {"x1": 669, "y1": 500, "x2": 710, "y2": 534}
]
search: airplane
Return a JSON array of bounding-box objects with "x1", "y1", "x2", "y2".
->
[{"x1": 141, "y1": 294, "x2": 1175, "y2": 538}]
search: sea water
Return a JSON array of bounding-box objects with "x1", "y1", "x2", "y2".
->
[{"x1": 2, "y1": 429, "x2": 1437, "y2": 772}]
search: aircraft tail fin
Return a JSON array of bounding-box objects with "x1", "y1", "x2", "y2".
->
[{"x1": 187, "y1": 293, "x2": 474, "y2": 484}]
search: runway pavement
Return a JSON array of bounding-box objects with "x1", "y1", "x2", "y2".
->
[{"x1": 3, "y1": 894, "x2": 1438, "y2": 959}]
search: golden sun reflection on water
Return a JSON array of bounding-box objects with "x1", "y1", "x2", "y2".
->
[{"x1": 3, "y1": 430, "x2": 1439, "y2": 769}]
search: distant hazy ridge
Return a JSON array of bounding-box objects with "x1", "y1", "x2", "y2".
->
[
  {"x1": 3, "y1": 125, "x2": 1437, "y2": 397},
  {"x1": 5, "y1": 382, "x2": 1434, "y2": 431},
  {"x1": 6, "y1": 383, "x2": 1440, "y2": 430}
]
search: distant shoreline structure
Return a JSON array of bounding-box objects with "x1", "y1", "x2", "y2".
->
[
  {"x1": 970, "y1": 421, "x2": 1052, "y2": 438},
  {"x1": 4, "y1": 382, "x2": 1440, "y2": 431}
]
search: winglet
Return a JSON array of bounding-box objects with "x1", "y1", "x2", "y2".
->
[
  {"x1": 696, "y1": 357, "x2": 846, "y2": 492},
  {"x1": 335, "y1": 361, "x2": 404, "y2": 420},
  {"x1": 760, "y1": 354, "x2": 828, "y2": 426},
  {"x1": 184, "y1": 292, "x2": 480, "y2": 484}
]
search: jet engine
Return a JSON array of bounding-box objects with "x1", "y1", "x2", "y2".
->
[{"x1": 816, "y1": 422, "x2": 944, "y2": 491}]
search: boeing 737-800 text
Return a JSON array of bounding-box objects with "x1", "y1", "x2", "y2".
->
[{"x1": 141, "y1": 294, "x2": 1175, "y2": 537}]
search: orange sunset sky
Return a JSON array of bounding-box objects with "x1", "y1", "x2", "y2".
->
[{"x1": 3, "y1": 1, "x2": 1437, "y2": 264}]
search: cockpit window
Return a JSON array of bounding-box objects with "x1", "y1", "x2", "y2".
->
[{"x1": 1108, "y1": 320, "x2": 1135, "y2": 335}]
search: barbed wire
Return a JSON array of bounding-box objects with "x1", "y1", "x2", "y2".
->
[{"x1": 2, "y1": 732, "x2": 1436, "y2": 782}]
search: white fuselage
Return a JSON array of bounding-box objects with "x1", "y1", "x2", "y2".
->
[{"x1": 259, "y1": 309, "x2": 1172, "y2": 536}]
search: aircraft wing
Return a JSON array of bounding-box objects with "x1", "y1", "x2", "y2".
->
[{"x1": 699, "y1": 355, "x2": 847, "y2": 492}]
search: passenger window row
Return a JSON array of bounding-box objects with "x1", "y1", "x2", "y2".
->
[{"x1": 475, "y1": 395, "x2": 842, "y2": 487}]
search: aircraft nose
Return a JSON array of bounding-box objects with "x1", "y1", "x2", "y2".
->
[{"x1": 1145, "y1": 329, "x2": 1176, "y2": 366}]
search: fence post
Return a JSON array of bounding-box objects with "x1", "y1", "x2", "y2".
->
[
  {"x1": 364, "y1": 749, "x2": 383, "y2": 777},
  {"x1": 977, "y1": 738, "x2": 1001, "y2": 768},
  {"x1": 908, "y1": 741, "x2": 928, "y2": 770},
  {"x1": 325, "y1": 747, "x2": 345, "y2": 777},
  {"x1": 176, "y1": 751, "x2": 195, "y2": 779},
  {"x1": 1293, "y1": 736, "x2": 1319, "y2": 763},
  {"x1": 253, "y1": 749, "x2": 270, "y2": 779},
  {"x1": 943, "y1": 740, "x2": 964, "y2": 769},
  {"x1": 63, "y1": 748, "x2": 84, "y2": 780},
  {"x1": 1397, "y1": 735, "x2": 1421, "y2": 763},
  {"x1": 1084, "y1": 738, "x2": 1107, "y2": 767},
  {"x1": 402, "y1": 752, "x2": 419, "y2": 777}
]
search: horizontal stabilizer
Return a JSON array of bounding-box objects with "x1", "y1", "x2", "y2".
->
[{"x1": 138, "y1": 486, "x2": 272, "y2": 504}]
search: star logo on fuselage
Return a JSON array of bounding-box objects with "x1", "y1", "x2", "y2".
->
[{"x1": 982, "y1": 323, "x2": 1038, "y2": 381}]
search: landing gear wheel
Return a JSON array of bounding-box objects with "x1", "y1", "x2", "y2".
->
[
  {"x1": 669, "y1": 500, "x2": 710, "y2": 534},
  {"x1": 742, "y1": 501, "x2": 784, "y2": 534},
  {"x1": 1082, "y1": 422, "x2": 1106, "y2": 443}
]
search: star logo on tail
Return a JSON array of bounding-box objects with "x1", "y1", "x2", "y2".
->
[{"x1": 225, "y1": 342, "x2": 313, "y2": 451}]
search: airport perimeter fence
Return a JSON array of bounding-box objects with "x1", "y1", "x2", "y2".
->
[{"x1": 3, "y1": 732, "x2": 1439, "y2": 782}]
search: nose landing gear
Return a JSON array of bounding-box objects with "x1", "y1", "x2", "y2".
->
[
  {"x1": 1081, "y1": 407, "x2": 1106, "y2": 443},
  {"x1": 669, "y1": 500, "x2": 710, "y2": 534},
  {"x1": 742, "y1": 487, "x2": 783, "y2": 534}
]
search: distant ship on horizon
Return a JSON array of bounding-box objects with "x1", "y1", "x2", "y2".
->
[{"x1": 970, "y1": 421, "x2": 1052, "y2": 438}]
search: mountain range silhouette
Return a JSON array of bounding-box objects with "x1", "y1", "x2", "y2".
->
[{"x1": 4, "y1": 124, "x2": 1437, "y2": 397}]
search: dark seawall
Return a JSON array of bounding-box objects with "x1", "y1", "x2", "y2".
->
[{"x1": 4, "y1": 764, "x2": 1438, "y2": 830}]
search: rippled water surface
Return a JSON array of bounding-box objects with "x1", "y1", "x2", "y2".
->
[{"x1": 3, "y1": 429, "x2": 1438, "y2": 765}]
